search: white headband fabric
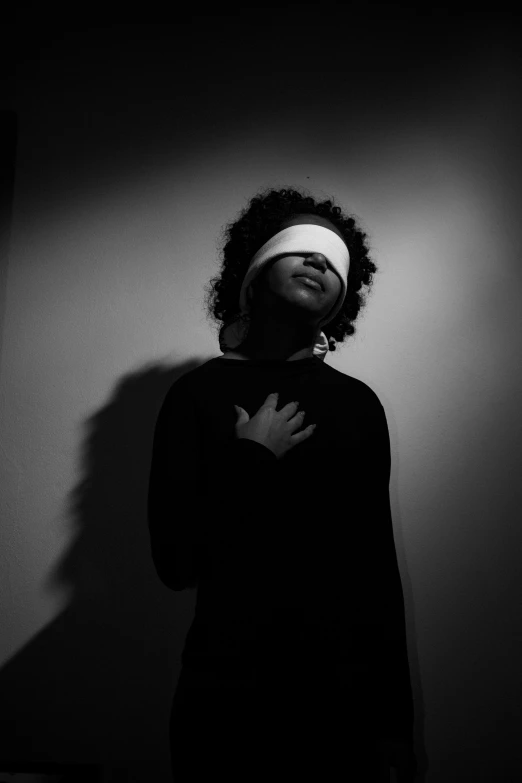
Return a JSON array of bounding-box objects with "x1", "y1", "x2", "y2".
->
[{"x1": 219, "y1": 224, "x2": 350, "y2": 361}]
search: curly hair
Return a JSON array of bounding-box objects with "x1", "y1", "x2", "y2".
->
[{"x1": 203, "y1": 185, "x2": 377, "y2": 352}]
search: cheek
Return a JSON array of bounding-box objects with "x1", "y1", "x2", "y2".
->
[
  {"x1": 272, "y1": 265, "x2": 294, "y2": 291},
  {"x1": 330, "y1": 275, "x2": 343, "y2": 299}
]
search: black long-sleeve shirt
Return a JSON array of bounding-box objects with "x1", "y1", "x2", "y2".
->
[{"x1": 147, "y1": 354, "x2": 414, "y2": 744}]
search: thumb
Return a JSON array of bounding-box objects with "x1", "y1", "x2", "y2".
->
[{"x1": 234, "y1": 404, "x2": 249, "y2": 422}]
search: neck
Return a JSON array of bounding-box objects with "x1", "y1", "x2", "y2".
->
[{"x1": 237, "y1": 321, "x2": 319, "y2": 361}]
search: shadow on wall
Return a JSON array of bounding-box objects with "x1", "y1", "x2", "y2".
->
[
  {"x1": 0, "y1": 358, "x2": 209, "y2": 782},
  {"x1": 0, "y1": 354, "x2": 430, "y2": 782}
]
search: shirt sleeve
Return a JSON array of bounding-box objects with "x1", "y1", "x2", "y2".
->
[
  {"x1": 147, "y1": 377, "x2": 278, "y2": 591},
  {"x1": 362, "y1": 393, "x2": 415, "y2": 744}
]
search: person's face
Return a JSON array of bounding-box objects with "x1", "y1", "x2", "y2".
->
[{"x1": 250, "y1": 213, "x2": 345, "y2": 325}]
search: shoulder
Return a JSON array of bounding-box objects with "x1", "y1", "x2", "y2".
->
[
  {"x1": 319, "y1": 362, "x2": 384, "y2": 410},
  {"x1": 159, "y1": 356, "x2": 220, "y2": 409}
]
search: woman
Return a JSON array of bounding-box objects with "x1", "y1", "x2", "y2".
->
[{"x1": 147, "y1": 187, "x2": 417, "y2": 781}]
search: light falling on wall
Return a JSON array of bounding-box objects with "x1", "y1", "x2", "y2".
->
[{"x1": 1, "y1": 11, "x2": 521, "y2": 781}]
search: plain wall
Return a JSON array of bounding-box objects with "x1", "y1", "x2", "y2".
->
[{"x1": 1, "y1": 10, "x2": 522, "y2": 781}]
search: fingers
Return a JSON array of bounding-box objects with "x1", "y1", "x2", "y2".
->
[
  {"x1": 265, "y1": 393, "x2": 299, "y2": 411},
  {"x1": 290, "y1": 413, "x2": 315, "y2": 433},
  {"x1": 265, "y1": 395, "x2": 315, "y2": 433},
  {"x1": 284, "y1": 401, "x2": 307, "y2": 422},
  {"x1": 291, "y1": 423, "x2": 316, "y2": 442}
]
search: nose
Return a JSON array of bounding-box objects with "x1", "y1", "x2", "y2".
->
[{"x1": 304, "y1": 252, "x2": 328, "y2": 270}]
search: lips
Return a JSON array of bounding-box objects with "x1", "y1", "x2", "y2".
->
[{"x1": 294, "y1": 274, "x2": 324, "y2": 291}]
